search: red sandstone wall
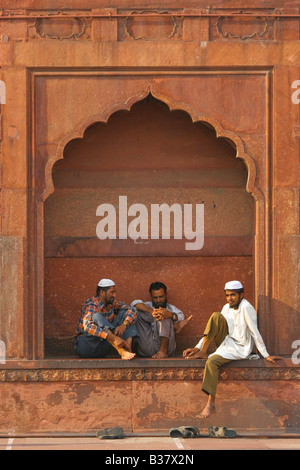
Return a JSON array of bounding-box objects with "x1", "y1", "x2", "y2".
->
[
  {"x1": 0, "y1": 2, "x2": 299, "y2": 359},
  {"x1": 44, "y1": 256, "x2": 254, "y2": 354},
  {"x1": 43, "y1": 95, "x2": 254, "y2": 353}
]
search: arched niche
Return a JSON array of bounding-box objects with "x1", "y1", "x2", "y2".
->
[{"x1": 43, "y1": 93, "x2": 258, "y2": 357}]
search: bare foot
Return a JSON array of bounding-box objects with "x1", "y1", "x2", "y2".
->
[
  {"x1": 118, "y1": 348, "x2": 136, "y2": 360},
  {"x1": 152, "y1": 350, "x2": 168, "y2": 359},
  {"x1": 197, "y1": 403, "x2": 216, "y2": 418},
  {"x1": 174, "y1": 315, "x2": 193, "y2": 334}
]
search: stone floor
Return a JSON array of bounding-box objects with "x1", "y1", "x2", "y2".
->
[{"x1": 1, "y1": 435, "x2": 300, "y2": 451}]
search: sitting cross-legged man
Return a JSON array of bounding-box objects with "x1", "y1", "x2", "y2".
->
[
  {"x1": 132, "y1": 281, "x2": 192, "y2": 359},
  {"x1": 75, "y1": 278, "x2": 138, "y2": 360}
]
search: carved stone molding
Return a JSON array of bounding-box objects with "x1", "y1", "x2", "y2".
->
[
  {"x1": 28, "y1": 11, "x2": 91, "y2": 40},
  {"x1": 28, "y1": 69, "x2": 270, "y2": 362},
  {"x1": 42, "y1": 86, "x2": 262, "y2": 203},
  {"x1": 0, "y1": 8, "x2": 288, "y2": 43},
  {"x1": 1, "y1": 366, "x2": 299, "y2": 383},
  {"x1": 215, "y1": 10, "x2": 279, "y2": 40},
  {"x1": 120, "y1": 10, "x2": 183, "y2": 41}
]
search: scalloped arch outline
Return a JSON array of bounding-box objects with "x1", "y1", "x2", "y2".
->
[{"x1": 42, "y1": 87, "x2": 263, "y2": 202}]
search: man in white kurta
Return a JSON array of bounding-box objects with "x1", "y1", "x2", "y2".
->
[
  {"x1": 183, "y1": 280, "x2": 281, "y2": 418},
  {"x1": 204, "y1": 296, "x2": 269, "y2": 361}
]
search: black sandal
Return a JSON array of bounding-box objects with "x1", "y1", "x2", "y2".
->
[
  {"x1": 169, "y1": 426, "x2": 200, "y2": 438},
  {"x1": 96, "y1": 426, "x2": 124, "y2": 439},
  {"x1": 208, "y1": 426, "x2": 236, "y2": 438}
]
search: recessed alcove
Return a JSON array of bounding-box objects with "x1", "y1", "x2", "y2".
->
[{"x1": 44, "y1": 94, "x2": 254, "y2": 357}]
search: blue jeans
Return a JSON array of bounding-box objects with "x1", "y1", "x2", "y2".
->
[{"x1": 75, "y1": 309, "x2": 139, "y2": 358}]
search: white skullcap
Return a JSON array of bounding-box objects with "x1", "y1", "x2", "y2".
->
[
  {"x1": 98, "y1": 278, "x2": 115, "y2": 288},
  {"x1": 224, "y1": 280, "x2": 243, "y2": 290}
]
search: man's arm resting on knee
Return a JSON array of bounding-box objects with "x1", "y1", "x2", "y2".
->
[
  {"x1": 133, "y1": 302, "x2": 154, "y2": 314},
  {"x1": 106, "y1": 330, "x2": 131, "y2": 352},
  {"x1": 131, "y1": 300, "x2": 174, "y2": 322},
  {"x1": 82, "y1": 311, "x2": 109, "y2": 340}
]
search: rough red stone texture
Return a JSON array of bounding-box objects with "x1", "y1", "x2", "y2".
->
[
  {"x1": 0, "y1": 1, "x2": 299, "y2": 433},
  {"x1": 44, "y1": 256, "x2": 254, "y2": 350},
  {"x1": 0, "y1": 359, "x2": 299, "y2": 434}
]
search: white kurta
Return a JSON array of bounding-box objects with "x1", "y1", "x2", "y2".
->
[{"x1": 196, "y1": 299, "x2": 270, "y2": 360}]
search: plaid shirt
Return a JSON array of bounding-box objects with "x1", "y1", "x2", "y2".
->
[{"x1": 76, "y1": 296, "x2": 137, "y2": 340}]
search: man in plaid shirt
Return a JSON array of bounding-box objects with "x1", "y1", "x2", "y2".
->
[{"x1": 75, "y1": 279, "x2": 138, "y2": 360}]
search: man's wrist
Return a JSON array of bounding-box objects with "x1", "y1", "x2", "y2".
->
[
  {"x1": 106, "y1": 330, "x2": 115, "y2": 344},
  {"x1": 123, "y1": 320, "x2": 130, "y2": 327}
]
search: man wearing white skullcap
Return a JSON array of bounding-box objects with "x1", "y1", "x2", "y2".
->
[
  {"x1": 98, "y1": 279, "x2": 115, "y2": 288},
  {"x1": 224, "y1": 280, "x2": 243, "y2": 291},
  {"x1": 183, "y1": 280, "x2": 281, "y2": 418},
  {"x1": 75, "y1": 278, "x2": 138, "y2": 360}
]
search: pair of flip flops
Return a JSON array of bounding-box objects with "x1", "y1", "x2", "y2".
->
[
  {"x1": 169, "y1": 425, "x2": 236, "y2": 439},
  {"x1": 169, "y1": 426, "x2": 200, "y2": 438},
  {"x1": 96, "y1": 426, "x2": 124, "y2": 439},
  {"x1": 96, "y1": 424, "x2": 236, "y2": 440},
  {"x1": 208, "y1": 426, "x2": 236, "y2": 438}
]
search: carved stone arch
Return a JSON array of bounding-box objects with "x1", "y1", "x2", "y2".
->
[
  {"x1": 39, "y1": 87, "x2": 265, "y2": 360},
  {"x1": 42, "y1": 89, "x2": 263, "y2": 203}
]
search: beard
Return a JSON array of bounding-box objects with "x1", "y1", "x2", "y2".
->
[
  {"x1": 105, "y1": 293, "x2": 115, "y2": 305},
  {"x1": 152, "y1": 298, "x2": 168, "y2": 309},
  {"x1": 229, "y1": 294, "x2": 242, "y2": 309}
]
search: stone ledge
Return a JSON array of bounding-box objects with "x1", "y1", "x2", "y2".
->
[{"x1": 0, "y1": 357, "x2": 299, "y2": 382}]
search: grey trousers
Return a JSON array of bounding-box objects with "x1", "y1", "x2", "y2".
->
[{"x1": 136, "y1": 310, "x2": 176, "y2": 357}]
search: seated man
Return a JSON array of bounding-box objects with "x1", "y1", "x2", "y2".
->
[
  {"x1": 75, "y1": 278, "x2": 138, "y2": 360},
  {"x1": 183, "y1": 280, "x2": 281, "y2": 417},
  {"x1": 132, "y1": 281, "x2": 192, "y2": 359}
]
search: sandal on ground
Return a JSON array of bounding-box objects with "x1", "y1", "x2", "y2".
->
[
  {"x1": 169, "y1": 426, "x2": 200, "y2": 438},
  {"x1": 208, "y1": 425, "x2": 236, "y2": 438},
  {"x1": 96, "y1": 426, "x2": 124, "y2": 439}
]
